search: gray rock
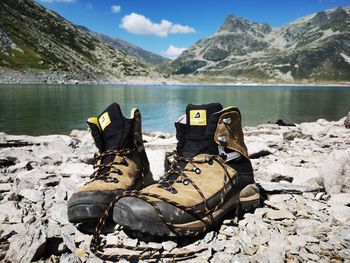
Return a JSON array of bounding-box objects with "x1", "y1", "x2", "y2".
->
[
  {"x1": 267, "y1": 231, "x2": 287, "y2": 262},
  {"x1": 5, "y1": 222, "x2": 46, "y2": 263},
  {"x1": 18, "y1": 188, "x2": 43, "y2": 202},
  {"x1": 224, "y1": 238, "x2": 241, "y2": 255},
  {"x1": 60, "y1": 224, "x2": 77, "y2": 252},
  {"x1": 0, "y1": 201, "x2": 23, "y2": 223},
  {"x1": 257, "y1": 180, "x2": 324, "y2": 194},
  {"x1": 0, "y1": 183, "x2": 11, "y2": 193},
  {"x1": 146, "y1": 242, "x2": 162, "y2": 250},
  {"x1": 211, "y1": 252, "x2": 233, "y2": 263},
  {"x1": 124, "y1": 238, "x2": 138, "y2": 247},
  {"x1": 49, "y1": 203, "x2": 69, "y2": 225},
  {"x1": 287, "y1": 235, "x2": 307, "y2": 248},
  {"x1": 212, "y1": 240, "x2": 226, "y2": 252},
  {"x1": 266, "y1": 209, "x2": 295, "y2": 220},
  {"x1": 162, "y1": 240, "x2": 177, "y2": 252},
  {"x1": 204, "y1": 231, "x2": 215, "y2": 243}
]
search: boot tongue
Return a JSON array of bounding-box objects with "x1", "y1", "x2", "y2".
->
[
  {"x1": 181, "y1": 103, "x2": 223, "y2": 158},
  {"x1": 98, "y1": 103, "x2": 133, "y2": 151}
]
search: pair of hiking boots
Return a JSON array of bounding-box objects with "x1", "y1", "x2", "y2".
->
[{"x1": 67, "y1": 102, "x2": 260, "y2": 237}]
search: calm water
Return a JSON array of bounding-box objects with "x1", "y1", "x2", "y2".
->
[{"x1": 0, "y1": 84, "x2": 349, "y2": 135}]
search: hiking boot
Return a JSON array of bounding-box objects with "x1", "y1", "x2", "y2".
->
[
  {"x1": 113, "y1": 103, "x2": 260, "y2": 236},
  {"x1": 67, "y1": 103, "x2": 153, "y2": 224}
]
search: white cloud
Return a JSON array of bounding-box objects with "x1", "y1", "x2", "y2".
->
[
  {"x1": 170, "y1": 24, "x2": 196, "y2": 34},
  {"x1": 120, "y1": 13, "x2": 195, "y2": 37},
  {"x1": 111, "y1": 5, "x2": 121, "y2": 13},
  {"x1": 39, "y1": 0, "x2": 75, "y2": 3},
  {"x1": 163, "y1": 45, "x2": 187, "y2": 59}
]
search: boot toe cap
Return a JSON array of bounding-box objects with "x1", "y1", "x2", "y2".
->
[
  {"x1": 67, "y1": 190, "x2": 121, "y2": 223},
  {"x1": 113, "y1": 196, "x2": 187, "y2": 236}
]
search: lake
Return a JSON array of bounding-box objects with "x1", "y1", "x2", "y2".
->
[{"x1": 0, "y1": 84, "x2": 349, "y2": 135}]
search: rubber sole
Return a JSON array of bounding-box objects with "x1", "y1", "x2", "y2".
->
[
  {"x1": 113, "y1": 183, "x2": 260, "y2": 236},
  {"x1": 67, "y1": 190, "x2": 122, "y2": 224}
]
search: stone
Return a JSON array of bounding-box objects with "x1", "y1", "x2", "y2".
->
[
  {"x1": 146, "y1": 242, "x2": 162, "y2": 250},
  {"x1": 211, "y1": 240, "x2": 225, "y2": 252},
  {"x1": 287, "y1": 235, "x2": 307, "y2": 248},
  {"x1": 162, "y1": 240, "x2": 177, "y2": 252},
  {"x1": 60, "y1": 224, "x2": 76, "y2": 252},
  {"x1": 0, "y1": 183, "x2": 11, "y2": 193},
  {"x1": 49, "y1": 203, "x2": 69, "y2": 225},
  {"x1": 18, "y1": 188, "x2": 43, "y2": 202},
  {"x1": 319, "y1": 150, "x2": 350, "y2": 194},
  {"x1": 257, "y1": 180, "x2": 324, "y2": 194},
  {"x1": 5, "y1": 222, "x2": 46, "y2": 263},
  {"x1": 123, "y1": 238, "x2": 138, "y2": 247},
  {"x1": 267, "y1": 231, "x2": 287, "y2": 262},
  {"x1": 204, "y1": 231, "x2": 215, "y2": 243},
  {"x1": 211, "y1": 252, "x2": 233, "y2": 263},
  {"x1": 224, "y1": 239, "x2": 240, "y2": 254},
  {"x1": 0, "y1": 201, "x2": 23, "y2": 223},
  {"x1": 295, "y1": 219, "x2": 321, "y2": 235},
  {"x1": 266, "y1": 209, "x2": 295, "y2": 220}
]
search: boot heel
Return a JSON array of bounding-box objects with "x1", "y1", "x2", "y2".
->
[{"x1": 239, "y1": 183, "x2": 261, "y2": 212}]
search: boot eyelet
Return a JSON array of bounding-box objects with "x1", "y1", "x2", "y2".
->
[
  {"x1": 218, "y1": 136, "x2": 227, "y2": 143},
  {"x1": 223, "y1": 118, "x2": 231, "y2": 124},
  {"x1": 206, "y1": 157, "x2": 213, "y2": 165},
  {"x1": 182, "y1": 179, "x2": 189, "y2": 186},
  {"x1": 169, "y1": 187, "x2": 178, "y2": 194},
  {"x1": 120, "y1": 159, "x2": 128, "y2": 166},
  {"x1": 220, "y1": 153, "x2": 227, "y2": 161},
  {"x1": 193, "y1": 167, "x2": 201, "y2": 174}
]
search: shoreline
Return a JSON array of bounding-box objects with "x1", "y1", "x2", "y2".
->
[
  {"x1": 1, "y1": 69, "x2": 350, "y2": 87},
  {"x1": 1, "y1": 81, "x2": 350, "y2": 87}
]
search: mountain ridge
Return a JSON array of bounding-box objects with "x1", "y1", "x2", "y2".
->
[
  {"x1": 170, "y1": 7, "x2": 350, "y2": 82},
  {"x1": 0, "y1": 0, "x2": 166, "y2": 83},
  {"x1": 78, "y1": 26, "x2": 170, "y2": 67}
]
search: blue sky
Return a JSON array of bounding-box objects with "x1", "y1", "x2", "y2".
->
[{"x1": 37, "y1": 0, "x2": 350, "y2": 59}]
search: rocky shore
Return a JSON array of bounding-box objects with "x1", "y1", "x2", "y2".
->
[{"x1": 0, "y1": 117, "x2": 349, "y2": 262}]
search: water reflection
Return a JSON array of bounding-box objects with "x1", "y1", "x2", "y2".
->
[{"x1": 0, "y1": 84, "x2": 349, "y2": 135}]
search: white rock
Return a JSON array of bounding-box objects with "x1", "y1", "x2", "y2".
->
[
  {"x1": 5, "y1": 222, "x2": 46, "y2": 263},
  {"x1": 0, "y1": 202, "x2": 23, "y2": 223},
  {"x1": 319, "y1": 150, "x2": 350, "y2": 194},
  {"x1": 266, "y1": 209, "x2": 295, "y2": 220},
  {"x1": 19, "y1": 188, "x2": 43, "y2": 202}
]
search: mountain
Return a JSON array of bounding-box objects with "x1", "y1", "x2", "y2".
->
[
  {"x1": 0, "y1": 0, "x2": 153, "y2": 82},
  {"x1": 83, "y1": 28, "x2": 170, "y2": 67},
  {"x1": 170, "y1": 7, "x2": 350, "y2": 82}
]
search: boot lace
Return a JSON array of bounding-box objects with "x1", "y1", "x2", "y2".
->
[
  {"x1": 90, "y1": 152, "x2": 235, "y2": 261},
  {"x1": 90, "y1": 148, "x2": 135, "y2": 183}
]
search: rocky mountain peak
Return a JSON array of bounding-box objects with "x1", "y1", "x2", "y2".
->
[
  {"x1": 170, "y1": 6, "x2": 350, "y2": 81},
  {"x1": 310, "y1": 11, "x2": 328, "y2": 25},
  {"x1": 327, "y1": 7, "x2": 349, "y2": 25},
  {"x1": 218, "y1": 14, "x2": 272, "y2": 35}
]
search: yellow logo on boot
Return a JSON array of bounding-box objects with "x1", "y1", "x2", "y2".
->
[
  {"x1": 98, "y1": 112, "x2": 111, "y2": 131},
  {"x1": 190, "y1": 110, "x2": 207, "y2": 126}
]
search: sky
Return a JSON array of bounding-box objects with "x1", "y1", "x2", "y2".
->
[{"x1": 36, "y1": 0, "x2": 350, "y2": 59}]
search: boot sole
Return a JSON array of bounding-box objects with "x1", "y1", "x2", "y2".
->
[
  {"x1": 113, "y1": 183, "x2": 260, "y2": 236},
  {"x1": 67, "y1": 190, "x2": 122, "y2": 224}
]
